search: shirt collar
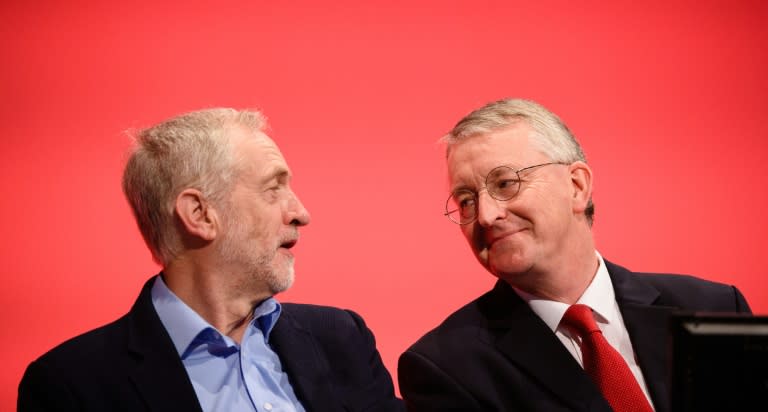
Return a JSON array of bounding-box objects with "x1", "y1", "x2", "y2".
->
[
  {"x1": 513, "y1": 251, "x2": 615, "y2": 332},
  {"x1": 252, "y1": 295, "x2": 281, "y2": 340},
  {"x1": 576, "y1": 251, "x2": 616, "y2": 324},
  {"x1": 150, "y1": 275, "x2": 282, "y2": 358}
]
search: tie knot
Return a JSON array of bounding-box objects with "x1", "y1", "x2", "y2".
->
[{"x1": 561, "y1": 304, "x2": 601, "y2": 336}]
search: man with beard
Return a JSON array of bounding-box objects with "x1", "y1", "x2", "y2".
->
[
  {"x1": 19, "y1": 108, "x2": 403, "y2": 412},
  {"x1": 398, "y1": 98, "x2": 751, "y2": 412}
]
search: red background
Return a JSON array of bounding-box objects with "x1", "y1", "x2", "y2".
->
[{"x1": 2, "y1": 0, "x2": 767, "y2": 408}]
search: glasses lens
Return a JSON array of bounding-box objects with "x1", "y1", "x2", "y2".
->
[
  {"x1": 445, "y1": 190, "x2": 477, "y2": 224},
  {"x1": 486, "y1": 166, "x2": 521, "y2": 201}
]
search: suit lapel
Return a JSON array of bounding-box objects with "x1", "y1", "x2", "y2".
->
[
  {"x1": 607, "y1": 261, "x2": 677, "y2": 412},
  {"x1": 481, "y1": 281, "x2": 612, "y2": 412},
  {"x1": 125, "y1": 276, "x2": 204, "y2": 412},
  {"x1": 270, "y1": 308, "x2": 341, "y2": 412}
]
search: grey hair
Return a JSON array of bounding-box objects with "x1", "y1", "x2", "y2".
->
[
  {"x1": 442, "y1": 98, "x2": 595, "y2": 225},
  {"x1": 122, "y1": 108, "x2": 267, "y2": 265}
]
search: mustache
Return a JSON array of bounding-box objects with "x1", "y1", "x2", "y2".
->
[{"x1": 280, "y1": 231, "x2": 300, "y2": 248}]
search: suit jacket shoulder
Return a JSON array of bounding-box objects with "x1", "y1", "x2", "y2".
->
[
  {"x1": 272, "y1": 303, "x2": 404, "y2": 412},
  {"x1": 399, "y1": 259, "x2": 752, "y2": 412},
  {"x1": 18, "y1": 277, "x2": 200, "y2": 412},
  {"x1": 604, "y1": 260, "x2": 751, "y2": 312},
  {"x1": 399, "y1": 281, "x2": 610, "y2": 411},
  {"x1": 603, "y1": 260, "x2": 752, "y2": 412},
  {"x1": 19, "y1": 281, "x2": 405, "y2": 412}
]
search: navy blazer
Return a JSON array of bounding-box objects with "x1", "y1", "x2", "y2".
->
[
  {"x1": 398, "y1": 260, "x2": 751, "y2": 412},
  {"x1": 19, "y1": 276, "x2": 404, "y2": 412}
]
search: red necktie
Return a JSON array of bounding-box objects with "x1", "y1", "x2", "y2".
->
[{"x1": 561, "y1": 304, "x2": 654, "y2": 412}]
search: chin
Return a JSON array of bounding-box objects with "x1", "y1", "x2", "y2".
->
[
  {"x1": 488, "y1": 254, "x2": 532, "y2": 279},
  {"x1": 268, "y1": 266, "x2": 295, "y2": 295}
]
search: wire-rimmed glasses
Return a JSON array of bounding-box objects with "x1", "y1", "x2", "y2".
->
[{"x1": 444, "y1": 162, "x2": 569, "y2": 225}]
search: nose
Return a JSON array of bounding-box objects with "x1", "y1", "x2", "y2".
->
[
  {"x1": 286, "y1": 190, "x2": 311, "y2": 226},
  {"x1": 475, "y1": 190, "x2": 506, "y2": 227}
]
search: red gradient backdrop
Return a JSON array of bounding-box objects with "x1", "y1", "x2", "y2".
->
[{"x1": 2, "y1": 0, "x2": 767, "y2": 408}]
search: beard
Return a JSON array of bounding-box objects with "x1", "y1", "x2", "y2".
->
[{"x1": 216, "y1": 210, "x2": 295, "y2": 296}]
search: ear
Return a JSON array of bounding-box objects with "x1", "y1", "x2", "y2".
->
[
  {"x1": 569, "y1": 161, "x2": 593, "y2": 215},
  {"x1": 174, "y1": 189, "x2": 219, "y2": 241}
]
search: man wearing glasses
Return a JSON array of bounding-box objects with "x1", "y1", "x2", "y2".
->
[{"x1": 398, "y1": 98, "x2": 751, "y2": 412}]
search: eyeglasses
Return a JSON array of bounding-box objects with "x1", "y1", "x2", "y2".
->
[{"x1": 444, "y1": 162, "x2": 569, "y2": 225}]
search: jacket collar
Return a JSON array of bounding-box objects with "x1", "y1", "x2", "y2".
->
[
  {"x1": 125, "y1": 275, "x2": 204, "y2": 412},
  {"x1": 125, "y1": 276, "x2": 346, "y2": 412},
  {"x1": 479, "y1": 259, "x2": 675, "y2": 412},
  {"x1": 269, "y1": 307, "x2": 342, "y2": 412},
  {"x1": 605, "y1": 260, "x2": 676, "y2": 412},
  {"x1": 479, "y1": 280, "x2": 613, "y2": 412}
]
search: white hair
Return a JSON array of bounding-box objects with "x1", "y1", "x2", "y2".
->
[
  {"x1": 122, "y1": 108, "x2": 267, "y2": 265},
  {"x1": 442, "y1": 98, "x2": 594, "y2": 224}
]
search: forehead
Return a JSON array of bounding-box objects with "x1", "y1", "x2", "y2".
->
[
  {"x1": 447, "y1": 122, "x2": 545, "y2": 185},
  {"x1": 232, "y1": 128, "x2": 290, "y2": 179}
]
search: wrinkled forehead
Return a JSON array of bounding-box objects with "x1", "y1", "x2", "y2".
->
[
  {"x1": 448, "y1": 124, "x2": 535, "y2": 166},
  {"x1": 233, "y1": 129, "x2": 292, "y2": 178}
]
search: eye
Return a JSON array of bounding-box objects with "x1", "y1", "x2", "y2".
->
[
  {"x1": 487, "y1": 167, "x2": 521, "y2": 199},
  {"x1": 452, "y1": 191, "x2": 477, "y2": 213},
  {"x1": 495, "y1": 178, "x2": 520, "y2": 190},
  {"x1": 263, "y1": 171, "x2": 291, "y2": 195},
  {"x1": 261, "y1": 184, "x2": 284, "y2": 202},
  {"x1": 489, "y1": 178, "x2": 521, "y2": 199},
  {"x1": 491, "y1": 178, "x2": 520, "y2": 193}
]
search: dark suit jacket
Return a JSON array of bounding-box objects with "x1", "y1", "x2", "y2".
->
[
  {"x1": 19, "y1": 276, "x2": 404, "y2": 412},
  {"x1": 398, "y1": 260, "x2": 751, "y2": 412}
]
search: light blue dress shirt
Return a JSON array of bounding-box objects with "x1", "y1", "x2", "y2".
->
[{"x1": 151, "y1": 276, "x2": 306, "y2": 412}]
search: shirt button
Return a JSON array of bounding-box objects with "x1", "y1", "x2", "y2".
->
[{"x1": 264, "y1": 402, "x2": 273, "y2": 411}]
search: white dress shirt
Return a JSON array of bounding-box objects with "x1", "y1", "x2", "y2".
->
[{"x1": 512, "y1": 252, "x2": 655, "y2": 410}]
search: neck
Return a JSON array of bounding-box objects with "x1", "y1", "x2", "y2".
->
[
  {"x1": 507, "y1": 229, "x2": 599, "y2": 304},
  {"x1": 163, "y1": 256, "x2": 271, "y2": 344}
]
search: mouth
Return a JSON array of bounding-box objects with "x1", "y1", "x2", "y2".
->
[
  {"x1": 277, "y1": 238, "x2": 298, "y2": 259},
  {"x1": 279, "y1": 237, "x2": 298, "y2": 250},
  {"x1": 486, "y1": 228, "x2": 526, "y2": 247}
]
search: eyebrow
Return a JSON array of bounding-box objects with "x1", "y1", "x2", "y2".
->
[
  {"x1": 449, "y1": 172, "x2": 489, "y2": 194},
  {"x1": 448, "y1": 163, "x2": 528, "y2": 194},
  {"x1": 449, "y1": 184, "x2": 478, "y2": 195},
  {"x1": 261, "y1": 167, "x2": 291, "y2": 185}
]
